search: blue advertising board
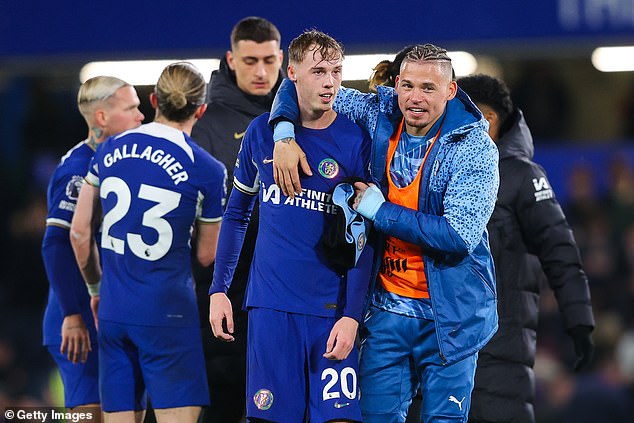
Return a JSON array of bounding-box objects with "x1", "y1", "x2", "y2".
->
[
  {"x1": 533, "y1": 144, "x2": 634, "y2": 205},
  {"x1": 2, "y1": 0, "x2": 634, "y2": 60}
]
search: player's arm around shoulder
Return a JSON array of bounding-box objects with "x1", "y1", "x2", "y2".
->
[
  {"x1": 334, "y1": 86, "x2": 382, "y2": 134},
  {"x1": 270, "y1": 85, "x2": 382, "y2": 196},
  {"x1": 443, "y1": 129, "x2": 500, "y2": 253}
]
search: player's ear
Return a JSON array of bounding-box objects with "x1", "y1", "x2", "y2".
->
[
  {"x1": 194, "y1": 103, "x2": 207, "y2": 119},
  {"x1": 479, "y1": 105, "x2": 500, "y2": 141},
  {"x1": 149, "y1": 92, "x2": 158, "y2": 109},
  {"x1": 94, "y1": 108, "x2": 107, "y2": 127},
  {"x1": 226, "y1": 50, "x2": 235, "y2": 71},
  {"x1": 288, "y1": 64, "x2": 297, "y2": 82},
  {"x1": 482, "y1": 109, "x2": 497, "y2": 126},
  {"x1": 447, "y1": 80, "x2": 458, "y2": 100}
]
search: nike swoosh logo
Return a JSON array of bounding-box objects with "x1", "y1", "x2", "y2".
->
[
  {"x1": 263, "y1": 158, "x2": 274, "y2": 164},
  {"x1": 234, "y1": 131, "x2": 246, "y2": 140},
  {"x1": 334, "y1": 402, "x2": 350, "y2": 408}
]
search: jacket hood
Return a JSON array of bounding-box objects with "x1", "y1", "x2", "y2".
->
[
  {"x1": 206, "y1": 56, "x2": 284, "y2": 116},
  {"x1": 497, "y1": 108, "x2": 534, "y2": 160},
  {"x1": 444, "y1": 87, "x2": 489, "y2": 138}
]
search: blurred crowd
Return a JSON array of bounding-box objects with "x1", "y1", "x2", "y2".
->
[
  {"x1": 0, "y1": 72, "x2": 633, "y2": 422},
  {"x1": 532, "y1": 155, "x2": 634, "y2": 422}
]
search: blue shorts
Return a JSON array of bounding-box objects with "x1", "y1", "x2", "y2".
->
[
  {"x1": 247, "y1": 308, "x2": 362, "y2": 423},
  {"x1": 98, "y1": 320, "x2": 209, "y2": 412},
  {"x1": 359, "y1": 306, "x2": 477, "y2": 423},
  {"x1": 47, "y1": 345, "x2": 99, "y2": 408}
]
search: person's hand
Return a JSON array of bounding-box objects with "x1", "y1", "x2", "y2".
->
[
  {"x1": 352, "y1": 182, "x2": 371, "y2": 210},
  {"x1": 209, "y1": 293, "x2": 235, "y2": 342},
  {"x1": 352, "y1": 182, "x2": 385, "y2": 220},
  {"x1": 89, "y1": 296, "x2": 100, "y2": 331},
  {"x1": 568, "y1": 325, "x2": 595, "y2": 371},
  {"x1": 323, "y1": 317, "x2": 359, "y2": 360},
  {"x1": 60, "y1": 314, "x2": 91, "y2": 364},
  {"x1": 273, "y1": 137, "x2": 311, "y2": 198}
]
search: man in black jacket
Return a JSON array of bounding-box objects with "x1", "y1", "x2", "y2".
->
[
  {"x1": 191, "y1": 16, "x2": 283, "y2": 423},
  {"x1": 458, "y1": 74, "x2": 596, "y2": 423}
]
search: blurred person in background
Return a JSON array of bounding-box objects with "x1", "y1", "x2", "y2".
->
[
  {"x1": 367, "y1": 45, "x2": 415, "y2": 93},
  {"x1": 189, "y1": 16, "x2": 283, "y2": 422},
  {"x1": 563, "y1": 163, "x2": 603, "y2": 228},
  {"x1": 618, "y1": 224, "x2": 634, "y2": 327},
  {"x1": 606, "y1": 156, "x2": 634, "y2": 264},
  {"x1": 70, "y1": 62, "x2": 226, "y2": 423},
  {"x1": 458, "y1": 74, "x2": 595, "y2": 423},
  {"x1": 535, "y1": 313, "x2": 631, "y2": 423},
  {"x1": 41, "y1": 76, "x2": 143, "y2": 415}
]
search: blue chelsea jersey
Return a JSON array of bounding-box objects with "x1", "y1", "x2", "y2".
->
[
  {"x1": 46, "y1": 141, "x2": 93, "y2": 229},
  {"x1": 42, "y1": 141, "x2": 96, "y2": 346},
  {"x1": 87, "y1": 122, "x2": 227, "y2": 327},
  {"x1": 234, "y1": 113, "x2": 371, "y2": 317}
]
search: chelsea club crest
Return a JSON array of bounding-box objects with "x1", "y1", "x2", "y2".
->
[
  {"x1": 318, "y1": 158, "x2": 339, "y2": 179},
  {"x1": 253, "y1": 388, "x2": 274, "y2": 410}
]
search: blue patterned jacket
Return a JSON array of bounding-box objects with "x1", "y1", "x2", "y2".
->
[{"x1": 270, "y1": 80, "x2": 499, "y2": 363}]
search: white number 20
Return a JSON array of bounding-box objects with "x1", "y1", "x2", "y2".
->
[
  {"x1": 100, "y1": 177, "x2": 181, "y2": 261},
  {"x1": 321, "y1": 367, "x2": 357, "y2": 401}
]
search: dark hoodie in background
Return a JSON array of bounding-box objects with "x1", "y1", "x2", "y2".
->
[
  {"x1": 468, "y1": 109, "x2": 595, "y2": 423},
  {"x1": 190, "y1": 57, "x2": 283, "y2": 423},
  {"x1": 194, "y1": 57, "x2": 283, "y2": 182}
]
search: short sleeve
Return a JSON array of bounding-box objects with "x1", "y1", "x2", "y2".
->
[
  {"x1": 85, "y1": 154, "x2": 100, "y2": 187},
  {"x1": 197, "y1": 158, "x2": 227, "y2": 223},
  {"x1": 46, "y1": 171, "x2": 86, "y2": 229}
]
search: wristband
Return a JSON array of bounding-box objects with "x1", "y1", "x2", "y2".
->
[
  {"x1": 85, "y1": 281, "x2": 101, "y2": 297},
  {"x1": 273, "y1": 120, "x2": 295, "y2": 142},
  {"x1": 357, "y1": 185, "x2": 385, "y2": 221}
]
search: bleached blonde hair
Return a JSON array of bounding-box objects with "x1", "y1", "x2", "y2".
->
[{"x1": 77, "y1": 76, "x2": 130, "y2": 124}]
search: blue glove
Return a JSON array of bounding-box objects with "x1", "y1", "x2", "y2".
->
[
  {"x1": 273, "y1": 120, "x2": 295, "y2": 142},
  {"x1": 356, "y1": 184, "x2": 385, "y2": 221}
]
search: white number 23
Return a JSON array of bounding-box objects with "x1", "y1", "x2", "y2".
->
[{"x1": 100, "y1": 177, "x2": 181, "y2": 261}]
